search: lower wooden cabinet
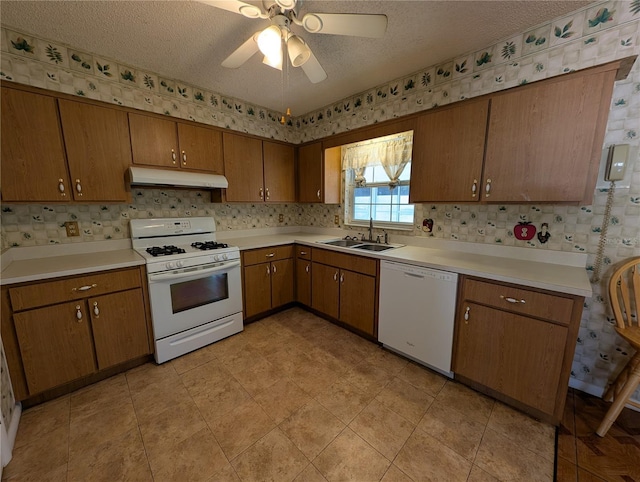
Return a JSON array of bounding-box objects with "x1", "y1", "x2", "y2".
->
[
  {"x1": 452, "y1": 276, "x2": 583, "y2": 423},
  {"x1": 295, "y1": 247, "x2": 312, "y2": 306},
  {"x1": 2, "y1": 266, "x2": 152, "y2": 400},
  {"x1": 242, "y1": 245, "x2": 294, "y2": 318},
  {"x1": 311, "y1": 248, "x2": 378, "y2": 337}
]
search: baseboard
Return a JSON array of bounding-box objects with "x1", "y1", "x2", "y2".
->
[
  {"x1": 569, "y1": 379, "x2": 640, "y2": 412},
  {"x1": 1, "y1": 402, "x2": 22, "y2": 470}
]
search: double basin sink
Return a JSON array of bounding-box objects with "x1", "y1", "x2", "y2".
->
[{"x1": 318, "y1": 238, "x2": 403, "y2": 252}]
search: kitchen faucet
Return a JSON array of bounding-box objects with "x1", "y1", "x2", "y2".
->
[{"x1": 368, "y1": 217, "x2": 374, "y2": 241}]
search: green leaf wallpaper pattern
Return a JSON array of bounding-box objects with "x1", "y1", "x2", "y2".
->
[
  {"x1": 554, "y1": 20, "x2": 575, "y2": 39},
  {"x1": 632, "y1": 0, "x2": 640, "y2": 15},
  {"x1": 96, "y1": 62, "x2": 112, "y2": 77},
  {"x1": 501, "y1": 41, "x2": 516, "y2": 59},
  {"x1": 11, "y1": 37, "x2": 34, "y2": 53},
  {"x1": 120, "y1": 69, "x2": 135, "y2": 82},
  {"x1": 143, "y1": 74, "x2": 155, "y2": 89},
  {"x1": 45, "y1": 44, "x2": 63, "y2": 63},
  {"x1": 588, "y1": 8, "x2": 615, "y2": 28},
  {"x1": 476, "y1": 52, "x2": 492, "y2": 66},
  {"x1": 455, "y1": 60, "x2": 468, "y2": 73}
]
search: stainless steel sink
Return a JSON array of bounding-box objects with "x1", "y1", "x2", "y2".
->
[
  {"x1": 320, "y1": 239, "x2": 363, "y2": 247},
  {"x1": 351, "y1": 243, "x2": 396, "y2": 252}
]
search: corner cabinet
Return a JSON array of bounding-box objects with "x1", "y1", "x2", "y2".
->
[
  {"x1": 129, "y1": 113, "x2": 224, "y2": 174},
  {"x1": 295, "y1": 246, "x2": 312, "y2": 306},
  {"x1": 1, "y1": 87, "x2": 132, "y2": 202},
  {"x1": 1, "y1": 267, "x2": 152, "y2": 399},
  {"x1": 311, "y1": 248, "x2": 378, "y2": 337},
  {"x1": 297, "y1": 142, "x2": 340, "y2": 203},
  {"x1": 241, "y1": 245, "x2": 295, "y2": 319},
  {"x1": 224, "y1": 133, "x2": 295, "y2": 203},
  {"x1": 452, "y1": 277, "x2": 584, "y2": 424},
  {"x1": 410, "y1": 60, "x2": 624, "y2": 205}
]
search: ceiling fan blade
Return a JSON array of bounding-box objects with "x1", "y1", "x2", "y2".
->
[
  {"x1": 300, "y1": 13, "x2": 387, "y2": 38},
  {"x1": 221, "y1": 33, "x2": 260, "y2": 68},
  {"x1": 301, "y1": 50, "x2": 327, "y2": 83},
  {"x1": 197, "y1": 0, "x2": 265, "y2": 19}
]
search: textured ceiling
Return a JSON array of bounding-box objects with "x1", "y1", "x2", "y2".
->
[{"x1": 1, "y1": 0, "x2": 593, "y2": 115}]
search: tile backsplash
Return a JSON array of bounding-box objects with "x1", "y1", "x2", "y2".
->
[{"x1": 1, "y1": 1, "x2": 640, "y2": 401}]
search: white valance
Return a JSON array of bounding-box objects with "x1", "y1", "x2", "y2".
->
[{"x1": 342, "y1": 131, "x2": 413, "y2": 188}]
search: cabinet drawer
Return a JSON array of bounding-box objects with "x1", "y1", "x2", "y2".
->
[
  {"x1": 296, "y1": 245, "x2": 311, "y2": 260},
  {"x1": 462, "y1": 278, "x2": 574, "y2": 325},
  {"x1": 9, "y1": 268, "x2": 142, "y2": 312},
  {"x1": 242, "y1": 245, "x2": 294, "y2": 266},
  {"x1": 312, "y1": 248, "x2": 377, "y2": 276}
]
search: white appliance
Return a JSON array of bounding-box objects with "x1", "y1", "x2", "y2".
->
[
  {"x1": 131, "y1": 217, "x2": 243, "y2": 363},
  {"x1": 378, "y1": 260, "x2": 458, "y2": 377},
  {"x1": 128, "y1": 166, "x2": 229, "y2": 189}
]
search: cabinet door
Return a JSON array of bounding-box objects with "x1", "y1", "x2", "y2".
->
[
  {"x1": 177, "y1": 123, "x2": 224, "y2": 173},
  {"x1": 129, "y1": 113, "x2": 179, "y2": 168},
  {"x1": 454, "y1": 302, "x2": 567, "y2": 414},
  {"x1": 14, "y1": 301, "x2": 96, "y2": 394},
  {"x1": 271, "y1": 258, "x2": 294, "y2": 308},
  {"x1": 1, "y1": 87, "x2": 70, "y2": 201},
  {"x1": 410, "y1": 100, "x2": 488, "y2": 203},
  {"x1": 484, "y1": 71, "x2": 609, "y2": 202},
  {"x1": 223, "y1": 133, "x2": 264, "y2": 202},
  {"x1": 298, "y1": 142, "x2": 323, "y2": 203},
  {"x1": 243, "y1": 263, "x2": 272, "y2": 318},
  {"x1": 339, "y1": 270, "x2": 376, "y2": 336},
  {"x1": 89, "y1": 289, "x2": 150, "y2": 370},
  {"x1": 311, "y1": 262, "x2": 339, "y2": 319},
  {"x1": 296, "y1": 259, "x2": 312, "y2": 306},
  {"x1": 263, "y1": 141, "x2": 295, "y2": 202},
  {"x1": 58, "y1": 100, "x2": 131, "y2": 202}
]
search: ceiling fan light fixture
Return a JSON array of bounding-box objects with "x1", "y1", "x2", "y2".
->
[
  {"x1": 301, "y1": 13, "x2": 323, "y2": 33},
  {"x1": 286, "y1": 34, "x2": 311, "y2": 67},
  {"x1": 275, "y1": 0, "x2": 297, "y2": 9},
  {"x1": 262, "y1": 52, "x2": 283, "y2": 70},
  {"x1": 238, "y1": 4, "x2": 262, "y2": 18},
  {"x1": 257, "y1": 24, "x2": 282, "y2": 59}
]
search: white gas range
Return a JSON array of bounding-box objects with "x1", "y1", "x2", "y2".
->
[{"x1": 130, "y1": 217, "x2": 243, "y2": 363}]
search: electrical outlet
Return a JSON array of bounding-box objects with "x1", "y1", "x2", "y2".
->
[
  {"x1": 334, "y1": 215, "x2": 339, "y2": 225},
  {"x1": 278, "y1": 214, "x2": 284, "y2": 222},
  {"x1": 65, "y1": 221, "x2": 79, "y2": 237}
]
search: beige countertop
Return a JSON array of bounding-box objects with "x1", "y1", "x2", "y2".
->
[{"x1": 1, "y1": 231, "x2": 593, "y2": 297}]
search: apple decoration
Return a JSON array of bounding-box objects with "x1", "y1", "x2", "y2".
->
[{"x1": 514, "y1": 221, "x2": 536, "y2": 240}]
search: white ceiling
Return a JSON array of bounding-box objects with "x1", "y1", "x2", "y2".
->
[{"x1": 1, "y1": 0, "x2": 593, "y2": 116}]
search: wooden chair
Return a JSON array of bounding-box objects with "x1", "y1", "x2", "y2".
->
[{"x1": 596, "y1": 256, "x2": 640, "y2": 437}]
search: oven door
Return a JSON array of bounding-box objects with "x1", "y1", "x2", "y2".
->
[{"x1": 147, "y1": 260, "x2": 242, "y2": 339}]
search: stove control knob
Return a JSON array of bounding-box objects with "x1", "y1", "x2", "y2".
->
[
  {"x1": 166, "y1": 262, "x2": 175, "y2": 270},
  {"x1": 213, "y1": 254, "x2": 220, "y2": 262},
  {"x1": 222, "y1": 254, "x2": 228, "y2": 260},
  {"x1": 176, "y1": 260, "x2": 184, "y2": 268}
]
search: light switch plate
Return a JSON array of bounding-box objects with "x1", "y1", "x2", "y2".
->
[
  {"x1": 65, "y1": 221, "x2": 79, "y2": 237},
  {"x1": 278, "y1": 214, "x2": 284, "y2": 222}
]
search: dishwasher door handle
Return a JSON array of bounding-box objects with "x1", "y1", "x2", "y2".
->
[{"x1": 404, "y1": 272, "x2": 425, "y2": 279}]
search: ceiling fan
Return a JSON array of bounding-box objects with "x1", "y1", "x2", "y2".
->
[{"x1": 199, "y1": 0, "x2": 388, "y2": 83}]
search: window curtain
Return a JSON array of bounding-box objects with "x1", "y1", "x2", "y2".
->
[{"x1": 342, "y1": 132, "x2": 413, "y2": 189}]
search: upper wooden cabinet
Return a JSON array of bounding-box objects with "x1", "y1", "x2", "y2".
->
[
  {"x1": 129, "y1": 113, "x2": 224, "y2": 174},
  {"x1": 410, "y1": 99, "x2": 489, "y2": 203},
  {"x1": 1, "y1": 88, "x2": 70, "y2": 202},
  {"x1": 410, "y1": 63, "x2": 620, "y2": 204},
  {"x1": 58, "y1": 100, "x2": 132, "y2": 202},
  {"x1": 297, "y1": 142, "x2": 340, "y2": 203},
  {"x1": 223, "y1": 133, "x2": 295, "y2": 203}
]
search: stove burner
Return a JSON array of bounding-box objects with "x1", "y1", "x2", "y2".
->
[
  {"x1": 146, "y1": 245, "x2": 186, "y2": 257},
  {"x1": 191, "y1": 241, "x2": 229, "y2": 251}
]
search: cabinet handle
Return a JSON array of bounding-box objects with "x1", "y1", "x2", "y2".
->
[
  {"x1": 299, "y1": 251, "x2": 308, "y2": 255},
  {"x1": 265, "y1": 187, "x2": 270, "y2": 200},
  {"x1": 266, "y1": 253, "x2": 275, "y2": 258},
  {"x1": 182, "y1": 150, "x2": 187, "y2": 165},
  {"x1": 259, "y1": 187, "x2": 264, "y2": 200},
  {"x1": 500, "y1": 295, "x2": 526, "y2": 304},
  {"x1": 471, "y1": 179, "x2": 478, "y2": 198},
  {"x1": 305, "y1": 264, "x2": 309, "y2": 273},
  {"x1": 93, "y1": 301, "x2": 100, "y2": 317},
  {"x1": 76, "y1": 305, "x2": 83, "y2": 322},
  {"x1": 485, "y1": 178, "x2": 492, "y2": 198},
  {"x1": 317, "y1": 189, "x2": 321, "y2": 200},
  {"x1": 463, "y1": 306, "x2": 470, "y2": 324},
  {"x1": 333, "y1": 271, "x2": 338, "y2": 282},
  {"x1": 72, "y1": 283, "x2": 97, "y2": 292},
  {"x1": 75, "y1": 179, "x2": 83, "y2": 196},
  {"x1": 58, "y1": 178, "x2": 66, "y2": 197},
  {"x1": 266, "y1": 266, "x2": 270, "y2": 276},
  {"x1": 340, "y1": 273, "x2": 344, "y2": 283},
  {"x1": 171, "y1": 149, "x2": 177, "y2": 164},
  {"x1": 272, "y1": 264, "x2": 277, "y2": 274}
]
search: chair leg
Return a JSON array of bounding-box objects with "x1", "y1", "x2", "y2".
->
[
  {"x1": 596, "y1": 354, "x2": 640, "y2": 437},
  {"x1": 603, "y1": 364, "x2": 630, "y2": 402}
]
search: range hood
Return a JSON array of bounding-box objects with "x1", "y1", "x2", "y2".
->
[{"x1": 128, "y1": 166, "x2": 228, "y2": 189}]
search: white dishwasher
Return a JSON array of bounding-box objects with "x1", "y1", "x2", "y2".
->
[{"x1": 378, "y1": 260, "x2": 458, "y2": 377}]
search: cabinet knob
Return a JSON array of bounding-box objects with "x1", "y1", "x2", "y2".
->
[
  {"x1": 500, "y1": 295, "x2": 526, "y2": 304},
  {"x1": 317, "y1": 189, "x2": 321, "y2": 200},
  {"x1": 299, "y1": 251, "x2": 308, "y2": 255},
  {"x1": 485, "y1": 178, "x2": 492, "y2": 198},
  {"x1": 305, "y1": 264, "x2": 309, "y2": 273},
  {"x1": 340, "y1": 273, "x2": 344, "y2": 283},
  {"x1": 272, "y1": 264, "x2": 277, "y2": 274},
  {"x1": 93, "y1": 301, "x2": 100, "y2": 317},
  {"x1": 333, "y1": 271, "x2": 338, "y2": 282},
  {"x1": 471, "y1": 179, "x2": 478, "y2": 198},
  {"x1": 182, "y1": 150, "x2": 187, "y2": 165},
  {"x1": 58, "y1": 179, "x2": 66, "y2": 197},
  {"x1": 76, "y1": 305, "x2": 83, "y2": 322},
  {"x1": 266, "y1": 266, "x2": 270, "y2": 276},
  {"x1": 75, "y1": 179, "x2": 83, "y2": 196},
  {"x1": 266, "y1": 253, "x2": 275, "y2": 258},
  {"x1": 259, "y1": 187, "x2": 264, "y2": 200},
  {"x1": 171, "y1": 149, "x2": 177, "y2": 164},
  {"x1": 464, "y1": 306, "x2": 470, "y2": 323},
  {"x1": 265, "y1": 187, "x2": 270, "y2": 201}
]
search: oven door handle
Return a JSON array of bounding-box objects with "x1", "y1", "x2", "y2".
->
[{"x1": 148, "y1": 261, "x2": 240, "y2": 282}]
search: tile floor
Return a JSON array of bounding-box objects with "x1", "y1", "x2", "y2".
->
[{"x1": 3, "y1": 307, "x2": 557, "y2": 482}]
